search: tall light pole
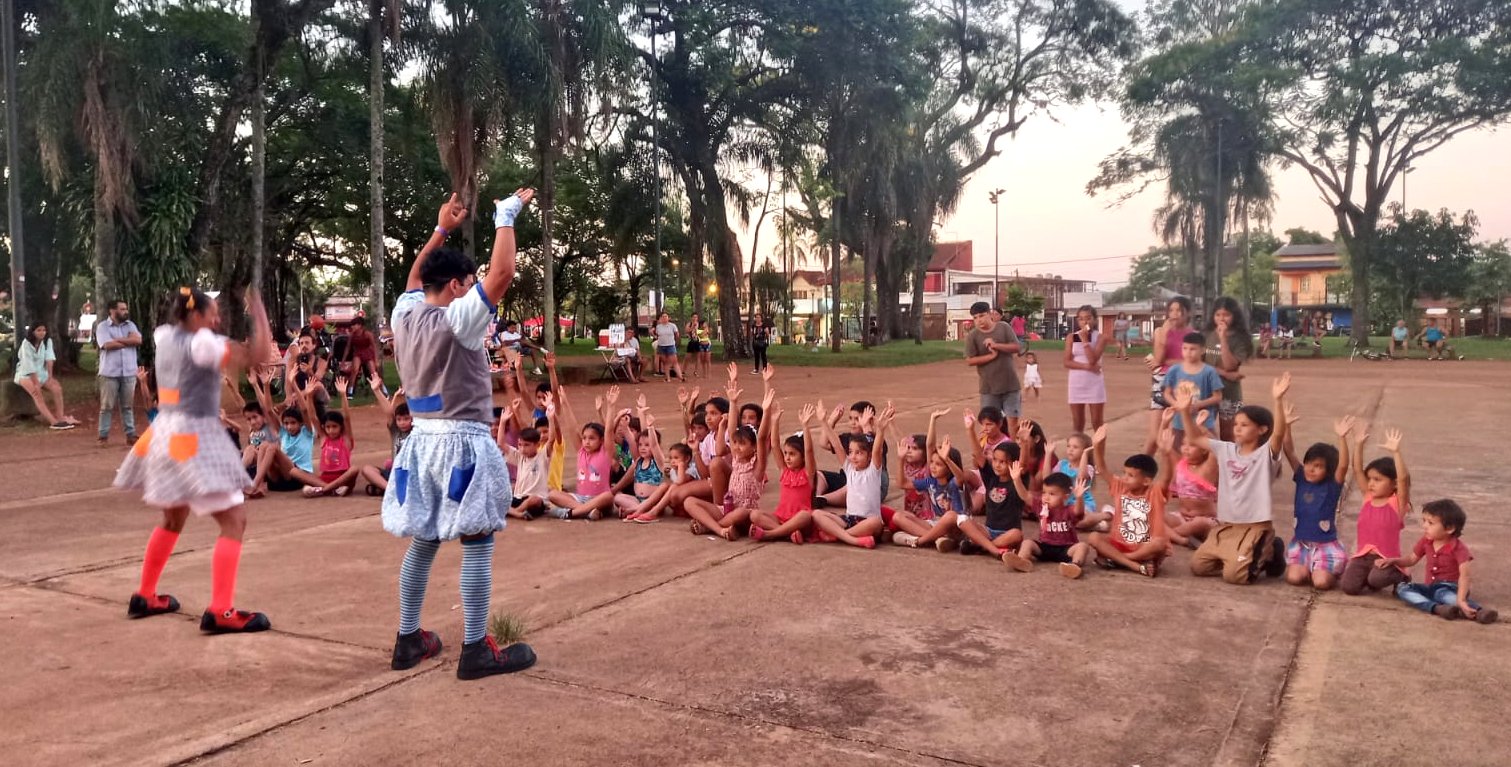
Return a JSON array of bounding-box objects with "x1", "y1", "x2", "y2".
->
[
  {"x1": 1401, "y1": 165, "x2": 1414, "y2": 211},
  {"x1": 988, "y1": 188, "x2": 1005, "y2": 309},
  {"x1": 642, "y1": 2, "x2": 665, "y2": 321}
]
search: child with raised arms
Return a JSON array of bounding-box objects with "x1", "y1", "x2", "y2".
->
[
  {"x1": 1339, "y1": 426, "x2": 1412, "y2": 596},
  {"x1": 1017, "y1": 470, "x2": 1094, "y2": 579},
  {"x1": 1280, "y1": 410, "x2": 1353, "y2": 590},
  {"x1": 961, "y1": 436, "x2": 1032, "y2": 570},
  {"x1": 1161, "y1": 408, "x2": 1218, "y2": 548},
  {"x1": 749, "y1": 404, "x2": 819, "y2": 544},
  {"x1": 612, "y1": 411, "x2": 666, "y2": 520},
  {"x1": 685, "y1": 384, "x2": 776, "y2": 540},
  {"x1": 810, "y1": 402, "x2": 893, "y2": 549},
  {"x1": 545, "y1": 385, "x2": 618, "y2": 520},
  {"x1": 1087, "y1": 425, "x2": 1171, "y2": 577},
  {"x1": 890, "y1": 435, "x2": 967, "y2": 552},
  {"x1": 302, "y1": 376, "x2": 358, "y2": 497},
  {"x1": 1178, "y1": 373, "x2": 1290, "y2": 584}
]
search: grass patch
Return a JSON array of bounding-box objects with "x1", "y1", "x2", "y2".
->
[
  {"x1": 1273, "y1": 335, "x2": 1511, "y2": 361},
  {"x1": 489, "y1": 610, "x2": 530, "y2": 645}
]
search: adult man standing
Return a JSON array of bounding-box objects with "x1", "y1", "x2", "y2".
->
[
  {"x1": 95, "y1": 299, "x2": 142, "y2": 446},
  {"x1": 964, "y1": 301, "x2": 1023, "y2": 433}
]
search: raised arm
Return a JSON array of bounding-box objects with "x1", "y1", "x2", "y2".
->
[
  {"x1": 336, "y1": 376, "x2": 355, "y2": 447},
  {"x1": 643, "y1": 412, "x2": 668, "y2": 469},
  {"x1": 1351, "y1": 425, "x2": 1371, "y2": 492},
  {"x1": 819, "y1": 405, "x2": 847, "y2": 459},
  {"x1": 1382, "y1": 428, "x2": 1409, "y2": 513},
  {"x1": 799, "y1": 404, "x2": 820, "y2": 488},
  {"x1": 1153, "y1": 427, "x2": 1175, "y2": 491},
  {"x1": 223, "y1": 289, "x2": 274, "y2": 373},
  {"x1": 870, "y1": 403, "x2": 893, "y2": 470},
  {"x1": 1007, "y1": 459, "x2": 1031, "y2": 502},
  {"x1": 926, "y1": 407, "x2": 949, "y2": 458},
  {"x1": 1090, "y1": 425, "x2": 1109, "y2": 491},
  {"x1": 1173, "y1": 388, "x2": 1212, "y2": 452},
  {"x1": 938, "y1": 435, "x2": 969, "y2": 486},
  {"x1": 556, "y1": 386, "x2": 583, "y2": 454},
  {"x1": 1268, "y1": 372, "x2": 1291, "y2": 458},
  {"x1": 370, "y1": 371, "x2": 395, "y2": 418},
  {"x1": 758, "y1": 394, "x2": 779, "y2": 476},
  {"x1": 407, "y1": 193, "x2": 469, "y2": 291},
  {"x1": 221, "y1": 373, "x2": 246, "y2": 409},
  {"x1": 1333, "y1": 415, "x2": 1354, "y2": 484}
]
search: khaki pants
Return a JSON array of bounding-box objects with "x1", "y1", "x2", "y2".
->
[{"x1": 1190, "y1": 521, "x2": 1277, "y2": 584}]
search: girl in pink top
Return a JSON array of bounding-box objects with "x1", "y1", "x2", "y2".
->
[
  {"x1": 1159, "y1": 408, "x2": 1218, "y2": 548},
  {"x1": 546, "y1": 385, "x2": 619, "y2": 520},
  {"x1": 304, "y1": 376, "x2": 357, "y2": 497},
  {"x1": 1142, "y1": 296, "x2": 1192, "y2": 455},
  {"x1": 749, "y1": 403, "x2": 819, "y2": 544},
  {"x1": 1339, "y1": 427, "x2": 1411, "y2": 596},
  {"x1": 685, "y1": 383, "x2": 776, "y2": 540}
]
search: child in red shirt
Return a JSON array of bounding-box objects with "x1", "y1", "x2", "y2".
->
[{"x1": 1381, "y1": 499, "x2": 1498, "y2": 624}]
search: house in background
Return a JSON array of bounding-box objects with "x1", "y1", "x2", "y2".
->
[
  {"x1": 899, "y1": 241, "x2": 1096, "y2": 340},
  {"x1": 1271, "y1": 243, "x2": 1351, "y2": 331}
]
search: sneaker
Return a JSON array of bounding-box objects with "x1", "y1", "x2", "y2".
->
[
  {"x1": 892, "y1": 532, "x2": 920, "y2": 548},
  {"x1": 935, "y1": 537, "x2": 959, "y2": 554},
  {"x1": 1475, "y1": 608, "x2": 1499, "y2": 624},
  {"x1": 200, "y1": 608, "x2": 272, "y2": 634},
  {"x1": 532, "y1": 368, "x2": 544, "y2": 376},
  {"x1": 127, "y1": 592, "x2": 180, "y2": 619},
  {"x1": 1432, "y1": 604, "x2": 1463, "y2": 620},
  {"x1": 457, "y1": 636, "x2": 536, "y2": 680},
  {"x1": 547, "y1": 506, "x2": 572, "y2": 519},
  {"x1": 959, "y1": 540, "x2": 983, "y2": 556},
  {"x1": 97, "y1": 437, "x2": 109, "y2": 447},
  {"x1": 391, "y1": 628, "x2": 444, "y2": 670},
  {"x1": 302, "y1": 485, "x2": 324, "y2": 497},
  {"x1": 51, "y1": 421, "x2": 75, "y2": 430}
]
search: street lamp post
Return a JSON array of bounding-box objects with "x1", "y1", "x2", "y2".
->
[
  {"x1": 642, "y1": 2, "x2": 666, "y2": 320},
  {"x1": 988, "y1": 188, "x2": 1005, "y2": 309},
  {"x1": 1402, "y1": 165, "x2": 1414, "y2": 210}
]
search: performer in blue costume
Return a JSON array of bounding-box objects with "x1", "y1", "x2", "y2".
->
[{"x1": 385, "y1": 189, "x2": 539, "y2": 680}]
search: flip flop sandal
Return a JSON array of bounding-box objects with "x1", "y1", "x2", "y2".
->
[{"x1": 690, "y1": 521, "x2": 706, "y2": 535}]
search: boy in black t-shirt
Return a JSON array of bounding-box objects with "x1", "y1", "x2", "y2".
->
[{"x1": 960, "y1": 439, "x2": 1033, "y2": 570}]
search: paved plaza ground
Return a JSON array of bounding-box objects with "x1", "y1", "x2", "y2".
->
[{"x1": 2, "y1": 353, "x2": 1508, "y2": 766}]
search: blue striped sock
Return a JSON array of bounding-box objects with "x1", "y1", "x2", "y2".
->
[
  {"x1": 460, "y1": 534, "x2": 495, "y2": 644},
  {"x1": 398, "y1": 537, "x2": 440, "y2": 635}
]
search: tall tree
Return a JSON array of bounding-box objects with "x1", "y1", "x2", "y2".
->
[
  {"x1": 367, "y1": 0, "x2": 399, "y2": 322},
  {"x1": 1244, "y1": 0, "x2": 1511, "y2": 342},
  {"x1": 1372, "y1": 208, "x2": 1478, "y2": 323}
]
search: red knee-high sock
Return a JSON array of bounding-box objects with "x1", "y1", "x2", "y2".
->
[
  {"x1": 209, "y1": 537, "x2": 243, "y2": 615},
  {"x1": 137, "y1": 527, "x2": 180, "y2": 597}
]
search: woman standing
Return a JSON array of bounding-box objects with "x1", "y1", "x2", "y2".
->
[
  {"x1": 15, "y1": 323, "x2": 77, "y2": 430},
  {"x1": 653, "y1": 311, "x2": 683, "y2": 382},
  {"x1": 685, "y1": 313, "x2": 702, "y2": 378},
  {"x1": 749, "y1": 312, "x2": 771, "y2": 375},
  {"x1": 1204, "y1": 296, "x2": 1253, "y2": 440},
  {"x1": 1064, "y1": 305, "x2": 1109, "y2": 432},
  {"x1": 1112, "y1": 313, "x2": 1130, "y2": 360},
  {"x1": 1142, "y1": 296, "x2": 1192, "y2": 454},
  {"x1": 118, "y1": 286, "x2": 275, "y2": 633},
  {"x1": 694, "y1": 316, "x2": 713, "y2": 378}
]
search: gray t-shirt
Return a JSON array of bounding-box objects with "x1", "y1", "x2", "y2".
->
[
  {"x1": 653, "y1": 322, "x2": 678, "y2": 348},
  {"x1": 965, "y1": 322, "x2": 1022, "y2": 395},
  {"x1": 1205, "y1": 329, "x2": 1252, "y2": 402},
  {"x1": 1210, "y1": 439, "x2": 1280, "y2": 524}
]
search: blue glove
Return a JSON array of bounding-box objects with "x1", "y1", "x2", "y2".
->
[{"x1": 494, "y1": 195, "x2": 524, "y2": 229}]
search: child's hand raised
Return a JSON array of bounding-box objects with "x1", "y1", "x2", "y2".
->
[
  {"x1": 1171, "y1": 386, "x2": 1193, "y2": 411},
  {"x1": 799, "y1": 404, "x2": 815, "y2": 424},
  {"x1": 962, "y1": 413, "x2": 976, "y2": 430},
  {"x1": 1071, "y1": 474, "x2": 1089, "y2": 500},
  {"x1": 643, "y1": 412, "x2": 657, "y2": 430},
  {"x1": 938, "y1": 435, "x2": 952, "y2": 459},
  {"x1": 1333, "y1": 415, "x2": 1355, "y2": 438},
  {"x1": 1283, "y1": 401, "x2": 1300, "y2": 426},
  {"x1": 1157, "y1": 428, "x2": 1175, "y2": 454},
  {"x1": 594, "y1": 396, "x2": 604, "y2": 412},
  {"x1": 726, "y1": 361, "x2": 739, "y2": 383},
  {"x1": 1016, "y1": 419, "x2": 1035, "y2": 443},
  {"x1": 762, "y1": 364, "x2": 776, "y2": 384},
  {"x1": 1381, "y1": 428, "x2": 1404, "y2": 453},
  {"x1": 930, "y1": 407, "x2": 951, "y2": 420},
  {"x1": 860, "y1": 406, "x2": 877, "y2": 430},
  {"x1": 544, "y1": 351, "x2": 556, "y2": 369},
  {"x1": 605, "y1": 385, "x2": 621, "y2": 404},
  {"x1": 676, "y1": 387, "x2": 690, "y2": 406},
  {"x1": 1008, "y1": 461, "x2": 1023, "y2": 481},
  {"x1": 761, "y1": 387, "x2": 776, "y2": 411},
  {"x1": 1272, "y1": 371, "x2": 1292, "y2": 400},
  {"x1": 1092, "y1": 424, "x2": 1108, "y2": 446}
]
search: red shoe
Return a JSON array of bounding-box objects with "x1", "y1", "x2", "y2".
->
[
  {"x1": 391, "y1": 629, "x2": 444, "y2": 670},
  {"x1": 856, "y1": 535, "x2": 877, "y2": 549},
  {"x1": 749, "y1": 525, "x2": 767, "y2": 541},
  {"x1": 200, "y1": 608, "x2": 272, "y2": 634},
  {"x1": 790, "y1": 530, "x2": 805, "y2": 545},
  {"x1": 127, "y1": 593, "x2": 180, "y2": 619},
  {"x1": 815, "y1": 529, "x2": 838, "y2": 543}
]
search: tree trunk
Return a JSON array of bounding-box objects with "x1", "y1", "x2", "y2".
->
[
  {"x1": 367, "y1": 1, "x2": 386, "y2": 322},
  {"x1": 1341, "y1": 212, "x2": 1376, "y2": 346},
  {"x1": 250, "y1": 42, "x2": 266, "y2": 306},
  {"x1": 830, "y1": 203, "x2": 842, "y2": 352},
  {"x1": 189, "y1": 0, "x2": 340, "y2": 265},
  {"x1": 861, "y1": 238, "x2": 874, "y2": 350},
  {"x1": 541, "y1": 132, "x2": 557, "y2": 351},
  {"x1": 697, "y1": 160, "x2": 745, "y2": 359},
  {"x1": 910, "y1": 241, "x2": 927, "y2": 345},
  {"x1": 1241, "y1": 199, "x2": 1251, "y2": 315},
  {"x1": 91, "y1": 171, "x2": 115, "y2": 315}
]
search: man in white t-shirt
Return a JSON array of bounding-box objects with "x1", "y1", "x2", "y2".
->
[{"x1": 497, "y1": 319, "x2": 542, "y2": 374}]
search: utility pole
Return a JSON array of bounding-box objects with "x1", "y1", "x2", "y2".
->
[
  {"x1": 644, "y1": 2, "x2": 665, "y2": 320},
  {"x1": 2, "y1": 0, "x2": 26, "y2": 336}
]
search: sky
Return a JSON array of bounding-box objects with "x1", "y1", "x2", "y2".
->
[{"x1": 733, "y1": 7, "x2": 1511, "y2": 292}]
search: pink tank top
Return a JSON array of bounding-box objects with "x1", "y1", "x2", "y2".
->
[
  {"x1": 576, "y1": 445, "x2": 612, "y2": 495},
  {"x1": 1171, "y1": 459, "x2": 1216, "y2": 500},
  {"x1": 726, "y1": 454, "x2": 766, "y2": 508},
  {"x1": 775, "y1": 467, "x2": 813, "y2": 517},
  {"x1": 1159, "y1": 323, "x2": 1187, "y2": 370},
  {"x1": 321, "y1": 436, "x2": 351, "y2": 473},
  {"x1": 1354, "y1": 495, "x2": 1405, "y2": 558}
]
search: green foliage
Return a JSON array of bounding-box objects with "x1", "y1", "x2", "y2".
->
[
  {"x1": 489, "y1": 611, "x2": 529, "y2": 645},
  {"x1": 1372, "y1": 209, "x2": 1479, "y2": 319},
  {"x1": 1001, "y1": 284, "x2": 1045, "y2": 321},
  {"x1": 1222, "y1": 230, "x2": 1282, "y2": 305},
  {"x1": 1284, "y1": 227, "x2": 1329, "y2": 246},
  {"x1": 1108, "y1": 247, "x2": 1180, "y2": 303}
]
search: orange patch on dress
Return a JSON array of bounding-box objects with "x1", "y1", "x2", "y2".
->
[
  {"x1": 168, "y1": 433, "x2": 199, "y2": 463},
  {"x1": 133, "y1": 427, "x2": 154, "y2": 457},
  {"x1": 159, "y1": 388, "x2": 181, "y2": 405}
]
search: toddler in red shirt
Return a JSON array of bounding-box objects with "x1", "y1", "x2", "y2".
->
[{"x1": 1380, "y1": 499, "x2": 1498, "y2": 623}]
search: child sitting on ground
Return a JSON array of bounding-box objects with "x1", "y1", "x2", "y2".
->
[
  {"x1": 961, "y1": 437, "x2": 1031, "y2": 569},
  {"x1": 500, "y1": 397, "x2": 552, "y2": 518},
  {"x1": 1162, "y1": 331, "x2": 1224, "y2": 449},
  {"x1": 1162, "y1": 409, "x2": 1218, "y2": 548},
  {"x1": 545, "y1": 386, "x2": 617, "y2": 520},
  {"x1": 890, "y1": 436, "x2": 967, "y2": 553},
  {"x1": 247, "y1": 384, "x2": 324, "y2": 493},
  {"x1": 1087, "y1": 425, "x2": 1170, "y2": 577},
  {"x1": 1280, "y1": 411, "x2": 1353, "y2": 590},
  {"x1": 1178, "y1": 373, "x2": 1290, "y2": 584},
  {"x1": 966, "y1": 406, "x2": 1011, "y2": 452},
  {"x1": 612, "y1": 416, "x2": 665, "y2": 520},
  {"x1": 1044, "y1": 432, "x2": 1108, "y2": 531},
  {"x1": 1339, "y1": 425, "x2": 1412, "y2": 596},
  {"x1": 815, "y1": 399, "x2": 889, "y2": 508},
  {"x1": 302, "y1": 377, "x2": 357, "y2": 497},
  {"x1": 749, "y1": 404, "x2": 820, "y2": 544},
  {"x1": 1380, "y1": 499, "x2": 1498, "y2": 624},
  {"x1": 685, "y1": 386, "x2": 777, "y2": 540},
  {"x1": 811, "y1": 402, "x2": 893, "y2": 549},
  {"x1": 1017, "y1": 470, "x2": 1094, "y2": 579}
]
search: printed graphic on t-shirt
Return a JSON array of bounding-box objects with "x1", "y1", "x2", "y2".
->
[
  {"x1": 1225, "y1": 459, "x2": 1251, "y2": 480},
  {"x1": 1040, "y1": 507, "x2": 1073, "y2": 536},
  {"x1": 1119, "y1": 495, "x2": 1152, "y2": 543},
  {"x1": 988, "y1": 485, "x2": 1008, "y2": 505}
]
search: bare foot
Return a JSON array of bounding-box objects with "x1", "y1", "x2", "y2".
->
[
  {"x1": 854, "y1": 535, "x2": 877, "y2": 549},
  {"x1": 1059, "y1": 562, "x2": 1083, "y2": 579},
  {"x1": 1001, "y1": 550, "x2": 1033, "y2": 572},
  {"x1": 749, "y1": 525, "x2": 766, "y2": 541},
  {"x1": 815, "y1": 529, "x2": 837, "y2": 544},
  {"x1": 790, "y1": 530, "x2": 805, "y2": 545}
]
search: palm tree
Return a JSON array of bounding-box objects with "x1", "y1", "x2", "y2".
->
[{"x1": 367, "y1": 0, "x2": 400, "y2": 321}]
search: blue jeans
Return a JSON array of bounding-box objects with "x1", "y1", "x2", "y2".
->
[
  {"x1": 98, "y1": 375, "x2": 138, "y2": 439},
  {"x1": 1396, "y1": 581, "x2": 1480, "y2": 613}
]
